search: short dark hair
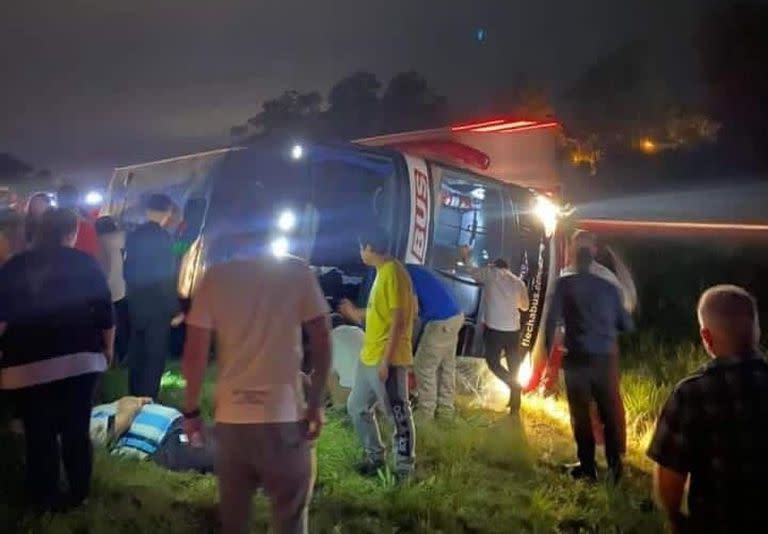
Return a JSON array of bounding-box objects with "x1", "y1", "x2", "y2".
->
[
  {"x1": 146, "y1": 193, "x2": 173, "y2": 212},
  {"x1": 95, "y1": 215, "x2": 118, "y2": 235},
  {"x1": 358, "y1": 226, "x2": 390, "y2": 255},
  {"x1": 575, "y1": 246, "x2": 594, "y2": 272},
  {"x1": 492, "y1": 258, "x2": 509, "y2": 269},
  {"x1": 37, "y1": 208, "x2": 78, "y2": 248},
  {"x1": 56, "y1": 184, "x2": 80, "y2": 210}
]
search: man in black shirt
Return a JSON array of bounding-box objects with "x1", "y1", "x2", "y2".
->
[
  {"x1": 648, "y1": 285, "x2": 768, "y2": 533},
  {"x1": 124, "y1": 194, "x2": 179, "y2": 399}
]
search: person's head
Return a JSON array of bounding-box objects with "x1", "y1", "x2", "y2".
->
[
  {"x1": 36, "y1": 208, "x2": 78, "y2": 248},
  {"x1": 571, "y1": 229, "x2": 597, "y2": 272},
  {"x1": 358, "y1": 226, "x2": 390, "y2": 267},
  {"x1": 697, "y1": 285, "x2": 760, "y2": 359},
  {"x1": 26, "y1": 192, "x2": 52, "y2": 218},
  {"x1": 56, "y1": 184, "x2": 81, "y2": 211},
  {"x1": 145, "y1": 193, "x2": 173, "y2": 226},
  {"x1": 95, "y1": 215, "x2": 119, "y2": 235},
  {"x1": 492, "y1": 258, "x2": 509, "y2": 270}
]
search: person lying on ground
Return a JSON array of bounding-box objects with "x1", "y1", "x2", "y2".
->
[{"x1": 90, "y1": 396, "x2": 215, "y2": 473}]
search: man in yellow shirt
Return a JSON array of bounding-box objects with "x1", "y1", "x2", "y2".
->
[{"x1": 339, "y1": 226, "x2": 417, "y2": 480}]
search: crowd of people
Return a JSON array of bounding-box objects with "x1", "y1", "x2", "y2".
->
[
  {"x1": 0, "y1": 186, "x2": 187, "y2": 511},
  {"x1": 1, "y1": 186, "x2": 767, "y2": 534}
]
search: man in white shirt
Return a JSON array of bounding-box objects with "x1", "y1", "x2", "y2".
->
[
  {"x1": 459, "y1": 246, "x2": 530, "y2": 414},
  {"x1": 181, "y1": 243, "x2": 331, "y2": 534}
]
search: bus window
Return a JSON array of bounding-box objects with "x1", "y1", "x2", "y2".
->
[
  {"x1": 503, "y1": 187, "x2": 545, "y2": 280},
  {"x1": 431, "y1": 167, "x2": 504, "y2": 270},
  {"x1": 308, "y1": 152, "x2": 397, "y2": 274}
]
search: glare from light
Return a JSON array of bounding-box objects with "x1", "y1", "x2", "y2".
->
[
  {"x1": 277, "y1": 210, "x2": 297, "y2": 232},
  {"x1": 291, "y1": 144, "x2": 304, "y2": 160},
  {"x1": 50, "y1": 199, "x2": 58, "y2": 207},
  {"x1": 533, "y1": 195, "x2": 558, "y2": 237},
  {"x1": 471, "y1": 187, "x2": 486, "y2": 200},
  {"x1": 517, "y1": 352, "x2": 533, "y2": 387},
  {"x1": 271, "y1": 236, "x2": 289, "y2": 257},
  {"x1": 640, "y1": 138, "x2": 657, "y2": 154},
  {"x1": 84, "y1": 191, "x2": 103, "y2": 206}
]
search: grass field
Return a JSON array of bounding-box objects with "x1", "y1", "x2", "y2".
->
[{"x1": 0, "y1": 330, "x2": 713, "y2": 534}]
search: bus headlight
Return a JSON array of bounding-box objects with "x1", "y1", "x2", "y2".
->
[
  {"x1": 277, "y1": 209, "x2": 296, "y2": 232},
  {"x1": 533, "y1": 195, "x2": 559, "y2": 237},
  {"x1": 271, "y1": 236, "x2": 289, "y2": 257},
  {"x1": 85, "y1": 190, "x2": 103, "y2": 206}
]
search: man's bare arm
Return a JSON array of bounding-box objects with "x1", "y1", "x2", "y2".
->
[
  {"x1": 304, "y1": 314, "x2": 332, "y2": 409},
  {"x1": 102, "y1": 327, "x2": 116, "y2": 365},
  {"x1": 518, "y1": 279, "x2": 530, "y2": 312},
  {"x1": 182, "y1": 325, "x2": 212, "y2": 412},
  {"x1": 653, "y1": 464, "x2": 688, "y2": 534}
]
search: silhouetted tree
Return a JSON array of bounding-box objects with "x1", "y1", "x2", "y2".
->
[
  {"x1": 233, "y1": 90, "x2": 325, "y2": 143},
  {"x1": 379, "y1": 71, "x2": 447, "y2": 133},
  {"x1": 326, "y1": 71, "x2": 381, "y2": 138}
]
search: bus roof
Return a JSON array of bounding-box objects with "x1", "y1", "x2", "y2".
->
[
  {"x1": 354, "y1": 118, "x2": 560, "y2": 191},
  {"x1": 113, "y1": 147, "x2": 243, "y2": 171}
]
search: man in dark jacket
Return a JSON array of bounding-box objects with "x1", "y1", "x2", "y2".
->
[
  {"x1": 545, "y1": 233, "x2": 633, "y2": 483},
  {"x1": 124, "y1": 194, "x2": 179, "y2": 399}
]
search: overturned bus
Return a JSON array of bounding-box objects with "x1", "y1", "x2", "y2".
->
[{"x1": 103, "y1": 118, "x2": 563, "y2": 373}]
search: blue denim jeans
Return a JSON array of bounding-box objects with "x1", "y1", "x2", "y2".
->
[{"x1": 347, "y1": 364, "x2": 415, "y2": 474}]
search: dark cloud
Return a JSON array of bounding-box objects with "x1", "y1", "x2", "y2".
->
[{"x1": 1, "y1": 0, "x2": 702, "y2": 182}]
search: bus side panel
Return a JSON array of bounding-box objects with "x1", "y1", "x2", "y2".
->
[{"x1": 402, "y1": 155, "x2": 431, "y2": 265}]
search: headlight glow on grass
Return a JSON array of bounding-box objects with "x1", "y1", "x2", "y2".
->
[{"x1": 517, "y1": 352, "x2": 533, "y2": 387}]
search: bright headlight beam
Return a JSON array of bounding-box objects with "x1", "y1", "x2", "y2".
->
[
  {"x1": 277, "y1": 210, "x2": 296, "y2": 232},
  {"x1": 517, "y1": 352, "x2": 533, "y2": 387},
  {"x1": 533, "y1": 195, "x2": 558, "y2": 237},
  {"x1": 270, "y1": 237, "x2": 289, "y2": 257},
  {"x1": 84, "y1": 191, "x2": 103, "y2": 206}
]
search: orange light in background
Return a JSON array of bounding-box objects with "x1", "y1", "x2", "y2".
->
[{"x1": 640, "y1": 138, "x2": 657, "y2": 154}]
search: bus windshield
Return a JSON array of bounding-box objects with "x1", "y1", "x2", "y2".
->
[{"x1": 307, "y1": 148, "x2": 399, "y2": 274}]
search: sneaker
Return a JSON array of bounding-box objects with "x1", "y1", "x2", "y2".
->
[
  {"x1": 567, "y1": 463, "x2": 597, "y2": 482},
  {"x1": 355, "y1": 458, "x2": 385, "y2": 477}
]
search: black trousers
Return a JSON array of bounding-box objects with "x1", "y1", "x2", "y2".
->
[
  {"x1": 128, "y1": 314, "x2": 171, "y2": 400},
  {"x1": 113, "y1": 297, "x2": 130, "y2": 364},
  {"x1": 483, "y1": 328, "x2": 522, "y2": 411},
  {"x1": 17, "y1": 373, "x2": 99, "y2": 508},
  {"x1": 563, "y1": 354, "x2": 621, "y2": 471}
]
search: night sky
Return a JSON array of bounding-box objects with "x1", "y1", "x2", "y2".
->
[{"x1": 1, "y1": 0, "x2": 708, "y2": 184}]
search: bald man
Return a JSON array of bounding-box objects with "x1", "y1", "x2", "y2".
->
[{"x1": 648, "y1": 285, "x2": 768, "y2": 534}]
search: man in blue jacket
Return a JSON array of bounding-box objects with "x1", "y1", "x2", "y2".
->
[{"x1": 406, "y1": 264, "x2": 464, "y2": 419}]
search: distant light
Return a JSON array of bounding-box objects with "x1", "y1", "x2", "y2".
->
[
  {"x1": 291, "y1": 144, "x2": 304, "y2": 160},
  {"x1": 476, "y1": 28, "x2": 487, "y2": 42},
  {"x1": 640, "y1": 138, "x2": 657, "y2": 154},
  {"x1": 277, "y1": 210, "x2": 296, "y2": 232},
  {"x1": 84, "y1": 191, "x2": 103, "y2": 206},
  {"x1": 533, "y1": 195, "x2": 559, "y2": 237},
  {"x1": 271, "y1": 237, "x2": 289, "y2": 257},
  {"x1": 470, "y1": 187, "x2": 486, "y2": 200},
  {"x1": 50, "y1": 199, "x2": 58, "y2": 207}
]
